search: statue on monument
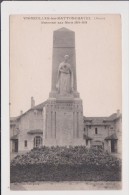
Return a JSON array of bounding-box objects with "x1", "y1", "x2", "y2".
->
[{"x1": 56, "y1": 55, "x2": 73, "y2": 95}]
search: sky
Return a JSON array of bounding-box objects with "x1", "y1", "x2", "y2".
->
[{"x1": 10, "y1": 14, "x2": 122, "y2": 117}]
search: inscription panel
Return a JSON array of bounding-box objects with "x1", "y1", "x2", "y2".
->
[
  {"x1": 56, "y1": 110, "x2": 73, "y2": 145},
  {"x1": 63, "y1": 112, "x2": 73, "y2": 139},
  {"x1": 56, "y1": 102, "x2": 73, "y2": 111}
]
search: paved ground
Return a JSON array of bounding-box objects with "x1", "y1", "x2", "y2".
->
[{"x1": 10, "y1": 181, "x2": 122, "y2": 191}]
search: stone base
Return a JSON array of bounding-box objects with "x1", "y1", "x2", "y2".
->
[{"x1": 43, "y1": 97, "x2": 85, "y2": 146}]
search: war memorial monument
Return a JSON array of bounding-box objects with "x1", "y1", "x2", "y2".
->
[{"x1": 44, "y1": 27, "x2": 85, "y2": 146}]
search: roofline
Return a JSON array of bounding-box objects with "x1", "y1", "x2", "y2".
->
[
  {"x1": 84, "y1": 113, "x2": 122, "y2": 122},
  {"x1": 10, "y1": 100, "x2": 47, "y2": 120}
]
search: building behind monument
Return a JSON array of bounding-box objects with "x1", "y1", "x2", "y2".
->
[{"x1": 10, "y1": 102, "x2": 122, "y2": 155}]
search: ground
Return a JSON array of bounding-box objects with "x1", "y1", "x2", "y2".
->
[
  {"x1": 10, "y1": 181, "x2": 121, "y2": 190},
  {"x1": 10, "y1": 147, "x2": 122, "y2": 190}
]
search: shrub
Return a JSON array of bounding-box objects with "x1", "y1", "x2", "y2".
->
[{"x1": 10, "y1": 146, "x2": 122, "y2": 182}]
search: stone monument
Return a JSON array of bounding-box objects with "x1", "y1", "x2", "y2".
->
[{"x1": 43, "y1": 27, "x2": 85, "y2": 146}]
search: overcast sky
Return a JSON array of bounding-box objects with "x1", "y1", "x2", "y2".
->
[{"x1": 10, "y1": 14, "x2": 121, "y2": 117}]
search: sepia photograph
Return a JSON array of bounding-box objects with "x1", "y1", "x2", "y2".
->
[{"x1": 9, "y1": 14, "x2": 122, "y2": 191}]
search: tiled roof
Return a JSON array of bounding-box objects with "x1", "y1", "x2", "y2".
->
[
  {"x1": 104, "y1": 113, "x2": 121, "y2": 121},
  {"x1": 84, "y1": 116, "x2": 108, "y2": 125},
  {"x1": 84, "y1": 112, "x2": 121, "y2": 125},
  {"x1": 27, "y1": 129, "x2": 43, "y2": 134},
  {"x1": 105, "y1": 133, "x2": 118, "y2": 140},
  {"x1": 107, "y1": 113, "x2": 117, "y2": 120},
  {"x1": 11, "y1": 101, "x2": 47, "y2": 120}
]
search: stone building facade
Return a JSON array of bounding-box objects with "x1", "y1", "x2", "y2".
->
[
  {"x1": 10, "y1": 98, "x2": 122, "y2": 155},
  {"x1": 83, "y1": 110, "x2": 122, "y2": 155},
  {"x1": 10, "y1": 100, "x2": 45, "y2": 153}
]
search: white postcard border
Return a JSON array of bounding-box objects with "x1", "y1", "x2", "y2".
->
[{"x1": 1, "y1": 1, "x2": 129, "y2": 195}]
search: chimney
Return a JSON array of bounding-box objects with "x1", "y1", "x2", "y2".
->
[
  {"x1": 20, "y1": 110, "x2": 23, "y2": 115},
  {"x1": 117, "y1": 109, "x2": 120, "y2": 117},
  {"x1": 31, "y1": 96, "x2": 35, "y2": 108}
]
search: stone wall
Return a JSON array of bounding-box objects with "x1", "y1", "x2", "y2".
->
[{"x1": 17, "y1": 110, "x2": 43, "y2": 152}]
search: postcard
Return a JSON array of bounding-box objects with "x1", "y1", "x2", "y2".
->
[{"x1": 1, "y1": 1, "x2": 129, "y2": 195}]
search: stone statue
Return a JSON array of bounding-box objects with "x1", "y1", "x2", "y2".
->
[{"x1": 56, "y1": 55, "x2": 73, "y2": 95}]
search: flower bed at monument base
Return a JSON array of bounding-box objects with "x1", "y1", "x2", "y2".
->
[{"x1": 10, "y1": 146, "x2": 121, "y2": 183}]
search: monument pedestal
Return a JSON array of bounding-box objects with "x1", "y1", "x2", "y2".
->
[{"x1": 43, "y1": 98, "x2": 85, "y2": 146}]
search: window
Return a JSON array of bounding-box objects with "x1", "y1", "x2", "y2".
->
[
  {"x1": 24, "y1": 140, "x2": 27, "y2": 147},
  {"x1": 89, "y1": 126, "x2": 91, "y2": 129},
  {"x1": 34, "y1": 136, "x2": 42, "y2": 148},
  {"x1": 95, "y1": 128, "x2": 98, "y2": 134},
  {"x1": 86, "y1": 140, "x2": 88, "y2": 146}
]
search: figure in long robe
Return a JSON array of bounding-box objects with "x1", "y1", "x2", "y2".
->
[{"x1": 56, "y1": 55, "x2": 73, "y2": 95}]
